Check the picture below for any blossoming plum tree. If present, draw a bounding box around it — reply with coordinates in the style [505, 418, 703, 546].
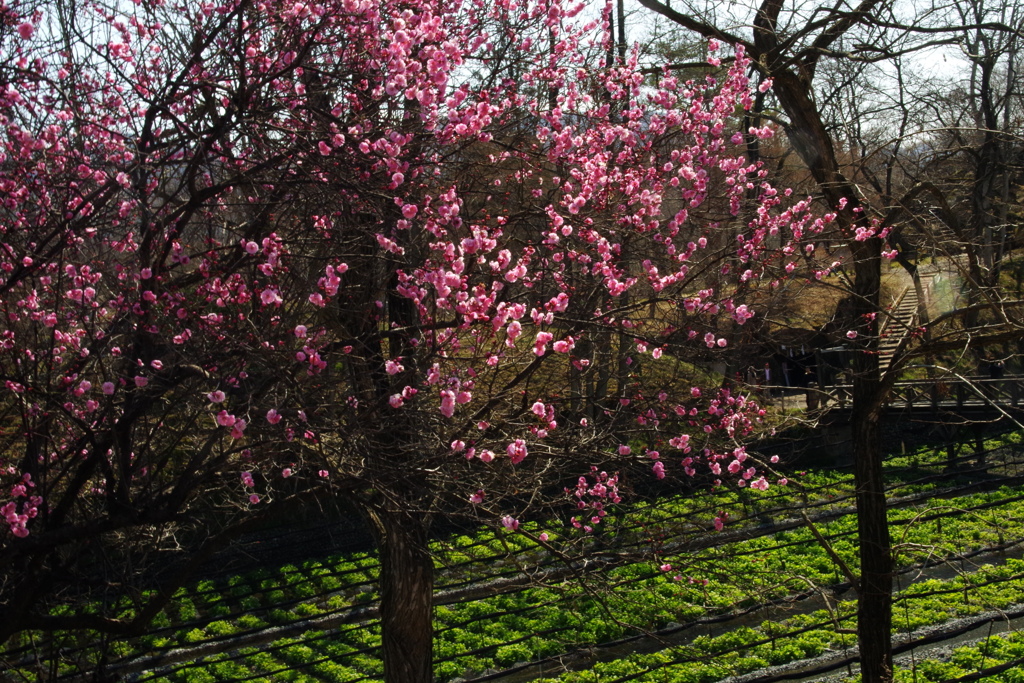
[0, 0, 827, 679]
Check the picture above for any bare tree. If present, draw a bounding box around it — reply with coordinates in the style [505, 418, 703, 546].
[630, 0, 1024, 679]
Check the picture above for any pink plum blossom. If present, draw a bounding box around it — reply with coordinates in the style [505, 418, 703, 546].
[216, 411, 237, 427]
[260, 289, 283, 306]
[439, 390, 456, 418]
[505, 320, 522, 346]
[733, 305, 754, 324]
[533, 331, 553, 356]
[506, 439, 528, 464]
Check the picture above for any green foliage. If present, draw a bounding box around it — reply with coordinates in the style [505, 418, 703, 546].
[174, 666, 217, 683]
[291, 602, 323, 618]
[177, 598, 198, 622]
[15, 436, 1024, 683]
[204, 620, 237, 638]
[495, 642, 533, 666]
[180, 628, 206, 644]
[235, 613, 266, 630]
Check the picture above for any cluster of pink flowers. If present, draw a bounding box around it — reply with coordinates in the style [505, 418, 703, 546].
[2, 474, 40, 538]
[240, 472, 260, 504]
[569, 468, 621, 533]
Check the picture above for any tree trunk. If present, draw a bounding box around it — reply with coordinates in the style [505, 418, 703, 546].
[850, 239, 893, 683]
[852, 402, 893, 681]
[363, 504, 434, 683]
[766, 69, 896, 683]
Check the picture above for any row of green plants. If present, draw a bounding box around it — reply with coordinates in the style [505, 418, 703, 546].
[133, 432, 1024, 626]
[437, 491, 1024, 680]
[4, 433, 1023, 680]
[137, 476, 1024, 668]
[885, 629, 1024, 682]
[129, 478, 1024, 682]
[148, 554, 1024, 683]
[187, 429, 1021, 624]
[529, 560, 1024, 683]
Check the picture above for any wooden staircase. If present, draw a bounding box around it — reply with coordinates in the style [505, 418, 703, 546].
[877, 275, 933, 374]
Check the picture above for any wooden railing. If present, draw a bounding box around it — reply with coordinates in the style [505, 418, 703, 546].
[820, 376, 1024, 412]
[757, 376, 1024, 415]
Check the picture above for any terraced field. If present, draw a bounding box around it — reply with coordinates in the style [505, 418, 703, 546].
[5, 432, 1024, 682]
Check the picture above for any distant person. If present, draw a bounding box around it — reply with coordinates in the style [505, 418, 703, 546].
[989, 360, 1004, 379]
[804, 367, 819, 409]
